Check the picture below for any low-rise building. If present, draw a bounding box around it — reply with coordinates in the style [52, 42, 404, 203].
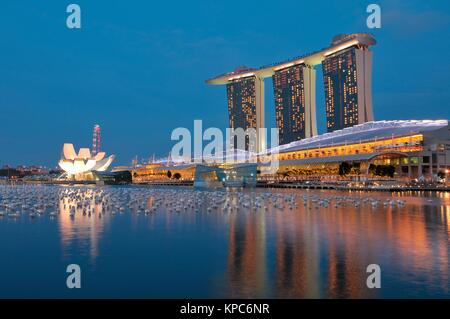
[265, 120, 450, 182]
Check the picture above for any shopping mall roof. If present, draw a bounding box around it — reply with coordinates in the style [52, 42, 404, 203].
[269, 120, 449, 154]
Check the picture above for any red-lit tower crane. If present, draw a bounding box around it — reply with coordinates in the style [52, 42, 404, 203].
[92, 124, 101, 156]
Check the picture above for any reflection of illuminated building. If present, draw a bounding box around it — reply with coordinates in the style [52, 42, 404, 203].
[226, 205, 267, 298]
[323, 212, 373, 298]
[219, 189, 450, 298]
[58, 189, 108, 262]
[273, 212, 320, 298]
[58, 143, 115, 181]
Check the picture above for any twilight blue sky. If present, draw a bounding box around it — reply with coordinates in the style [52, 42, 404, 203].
[0, 0, 449, 167]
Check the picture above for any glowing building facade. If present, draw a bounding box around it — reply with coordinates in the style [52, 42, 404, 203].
[134, 120, 450, 184]
[206, 33, 376, 146]
[226, 74, 265, 151]
[322, 44, 373, 132]
[273, 64, 317, 144]
[58, 143, 115, 180]
[265, 120, 450, 181]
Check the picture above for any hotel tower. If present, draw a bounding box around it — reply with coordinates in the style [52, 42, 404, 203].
[273, 64, 317, 144]
[226, 71, 265, 151]
[322, 37, 374, 132]
[206, 33, 376, 148]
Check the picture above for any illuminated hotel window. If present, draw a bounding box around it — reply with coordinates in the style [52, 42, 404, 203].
[272, 64, 309, 145]
[322, 47, 360, 132]
[226, 77, 257, 150]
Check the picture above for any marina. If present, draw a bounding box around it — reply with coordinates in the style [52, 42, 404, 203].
[0, 184, 448, 298]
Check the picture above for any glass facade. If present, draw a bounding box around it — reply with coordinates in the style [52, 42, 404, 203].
[226, 76, 262, 150]
[208, 33, 376, 147]
[276, 134, 424, 161]
[226, 77, 257, 131]
[322, 47, 360, 132]
[273, 65, 307, 145]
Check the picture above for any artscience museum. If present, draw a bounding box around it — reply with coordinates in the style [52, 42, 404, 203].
[58, 143, 115, 181]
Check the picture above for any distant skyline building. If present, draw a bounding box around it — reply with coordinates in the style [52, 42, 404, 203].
[273, 64, 317, 144]
[206, 33, 376, 146]
[92, 124, 101, 156]
[322, 37, 374, 132]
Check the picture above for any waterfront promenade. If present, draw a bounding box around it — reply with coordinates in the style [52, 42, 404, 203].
[5, 179, 447, 192]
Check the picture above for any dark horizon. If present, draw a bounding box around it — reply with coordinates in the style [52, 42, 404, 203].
[1, 0, 449, 167]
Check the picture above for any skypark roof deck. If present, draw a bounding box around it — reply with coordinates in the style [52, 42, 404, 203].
[206, 33, 376, 84]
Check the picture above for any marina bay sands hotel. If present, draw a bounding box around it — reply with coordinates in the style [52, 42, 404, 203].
[206, 33, 376, 151]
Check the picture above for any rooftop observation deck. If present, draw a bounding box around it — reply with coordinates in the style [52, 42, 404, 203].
[206, 33, 376, 84]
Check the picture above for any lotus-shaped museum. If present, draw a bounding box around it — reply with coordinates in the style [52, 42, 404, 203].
[58, 143, 115, 177]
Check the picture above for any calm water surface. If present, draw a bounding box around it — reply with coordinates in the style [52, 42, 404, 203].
[0, 185, 449, 298]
